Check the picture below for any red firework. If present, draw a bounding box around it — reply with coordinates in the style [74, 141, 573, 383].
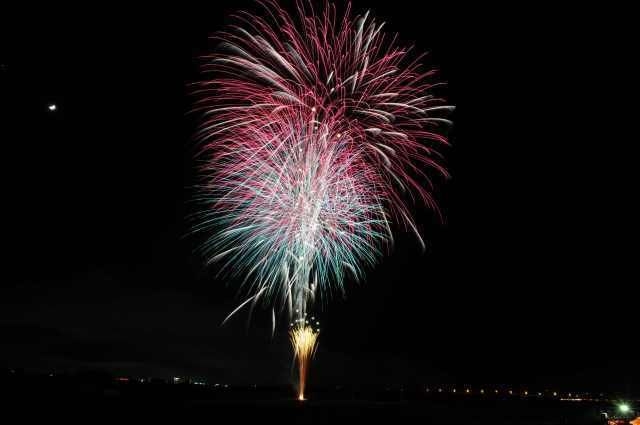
[192, 0, 452, 317]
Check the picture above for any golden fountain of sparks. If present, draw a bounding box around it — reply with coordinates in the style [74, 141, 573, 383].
[289, 324, 319, 401]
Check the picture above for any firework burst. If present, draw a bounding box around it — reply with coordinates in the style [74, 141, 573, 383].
[193, 0, 452, 323]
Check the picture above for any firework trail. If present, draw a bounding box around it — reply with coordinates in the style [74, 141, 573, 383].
[192, 0, 451, 396]
[289, 322, 319, 400]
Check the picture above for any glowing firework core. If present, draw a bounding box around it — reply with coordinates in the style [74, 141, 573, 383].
[290, 324, 319, 401]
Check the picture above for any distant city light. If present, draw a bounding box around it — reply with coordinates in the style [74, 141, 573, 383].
[619, 403, 631, 414]
[48, 104, 57, 111]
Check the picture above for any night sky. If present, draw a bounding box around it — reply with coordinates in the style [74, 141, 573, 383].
[1, 1, 635, 393]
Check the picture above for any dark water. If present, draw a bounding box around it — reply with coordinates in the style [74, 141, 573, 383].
[181, 399, 608, 424]
[2, 374, 619, 424]
[6, 396, 610, 424]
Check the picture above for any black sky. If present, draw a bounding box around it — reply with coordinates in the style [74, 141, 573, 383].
[1, 1, 636, 393]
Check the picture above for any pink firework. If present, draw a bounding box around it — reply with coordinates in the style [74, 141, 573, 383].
[193, 0, 452, 321]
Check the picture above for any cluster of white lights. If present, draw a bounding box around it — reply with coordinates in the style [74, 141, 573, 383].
[290, 313, 321, 332]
